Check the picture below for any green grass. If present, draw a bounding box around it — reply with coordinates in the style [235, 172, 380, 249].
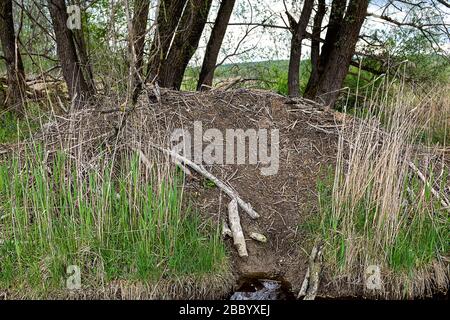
[0, 146, 227, 296]
[183, 60, 311, 95]
[0, 109, 40, 144]
[306, 78, 449, 298]
[314, 168, 449, 275]
[418, 125, 450, 147]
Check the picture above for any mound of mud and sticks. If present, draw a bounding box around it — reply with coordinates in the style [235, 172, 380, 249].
[1, 87, 448, 300]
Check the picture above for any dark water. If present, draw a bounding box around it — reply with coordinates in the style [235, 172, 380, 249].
[229, 273, 449, 300]
[229, 273, 296, 300]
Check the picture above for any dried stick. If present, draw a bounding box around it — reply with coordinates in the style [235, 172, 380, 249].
[134, 147, 191, 177]
[222, 220, 232, 238]
[408, 161, 450, 210]
[298, 243, 323, 300]
[147, 144, 260, 219]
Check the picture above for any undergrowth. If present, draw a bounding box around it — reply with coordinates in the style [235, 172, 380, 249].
[0, 145, 227, 297]
[310, 79, 449, 299]
[0, 107, 41, 144]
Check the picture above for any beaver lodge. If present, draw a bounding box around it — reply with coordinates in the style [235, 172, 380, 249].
[0, 87, 448, 300]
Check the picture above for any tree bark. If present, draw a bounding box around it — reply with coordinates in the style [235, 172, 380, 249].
[47, 0, 93, 105]
[130, 0, 150, 103]
[314, 0, 369, 107]
[146, 0, 187, 81]
[158, 0, 213, 89]
[197, 0, 236, 91]
[304, 0, 326, 97]
[73, 29, 95, 91]
[305, 0, 346, 99]
[72, 4, 95, 93]
[0, 0, 26, 113]
[286, 0, 314, 97]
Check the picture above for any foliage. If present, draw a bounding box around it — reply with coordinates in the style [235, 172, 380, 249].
[184, 59, 311, 95]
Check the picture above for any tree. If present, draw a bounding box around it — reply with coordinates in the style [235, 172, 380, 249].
[0, 0, 26, 113]
[47, 0, 94, 105]
[72, 2, 95, 93]
[304, 0, 326, 97]
[146, 0, 188, 82]
[197, 0, 236, 91]
[130, 0, 150, 103]
[304, 0, 346, 100]
[286, 0, 314, 97]
[157, 0, 213, 89]
[305, 0, 370, 107]
[358, 0, 450, 83]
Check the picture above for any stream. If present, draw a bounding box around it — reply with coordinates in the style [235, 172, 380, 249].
[229, 273, 296, 300]
[229, 272, 449, 300]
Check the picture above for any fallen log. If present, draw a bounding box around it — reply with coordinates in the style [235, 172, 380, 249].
[222, 220, 232, 238]
[228, 199, 248, 258]
[298, 242, 324, 300]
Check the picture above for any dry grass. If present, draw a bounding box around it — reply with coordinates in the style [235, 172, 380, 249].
[416, 85, 450, 148]
[316, 80, 449, 299]
[0, 273, 235, 300]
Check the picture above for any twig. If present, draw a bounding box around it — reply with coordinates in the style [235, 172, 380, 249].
[134, 147, 191, 177]
[408, 161, 450, 210]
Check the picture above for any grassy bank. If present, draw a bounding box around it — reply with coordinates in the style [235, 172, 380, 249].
[310, 82, 449, 299]
[0, 144, 228, 298]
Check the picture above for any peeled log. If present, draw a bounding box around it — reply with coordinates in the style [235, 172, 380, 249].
[228, 199, 248, 257]
[222, 220, 232, 238]
[250, 232, 267, 243]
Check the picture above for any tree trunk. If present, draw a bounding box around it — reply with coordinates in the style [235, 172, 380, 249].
[287, 36, 302, 97]
[314, 0, 369, 107]
[73, 29, 95, 92]
[304, 0, 326, 97]
[197, 0, 236, 91]
[47, 0, 93, 105]
[304, 0, 346, 99]
[131, 0, 150, 103]
[0, 0, 26, 113]
[147, 0, 187, 81]
[158, 0, 213, 89]
[287, 0, 314, 97]
[72, 3, 95, 93]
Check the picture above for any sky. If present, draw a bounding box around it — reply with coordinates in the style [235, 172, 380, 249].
[186, 0, 450, 66]
[83, 0, 449, 66]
